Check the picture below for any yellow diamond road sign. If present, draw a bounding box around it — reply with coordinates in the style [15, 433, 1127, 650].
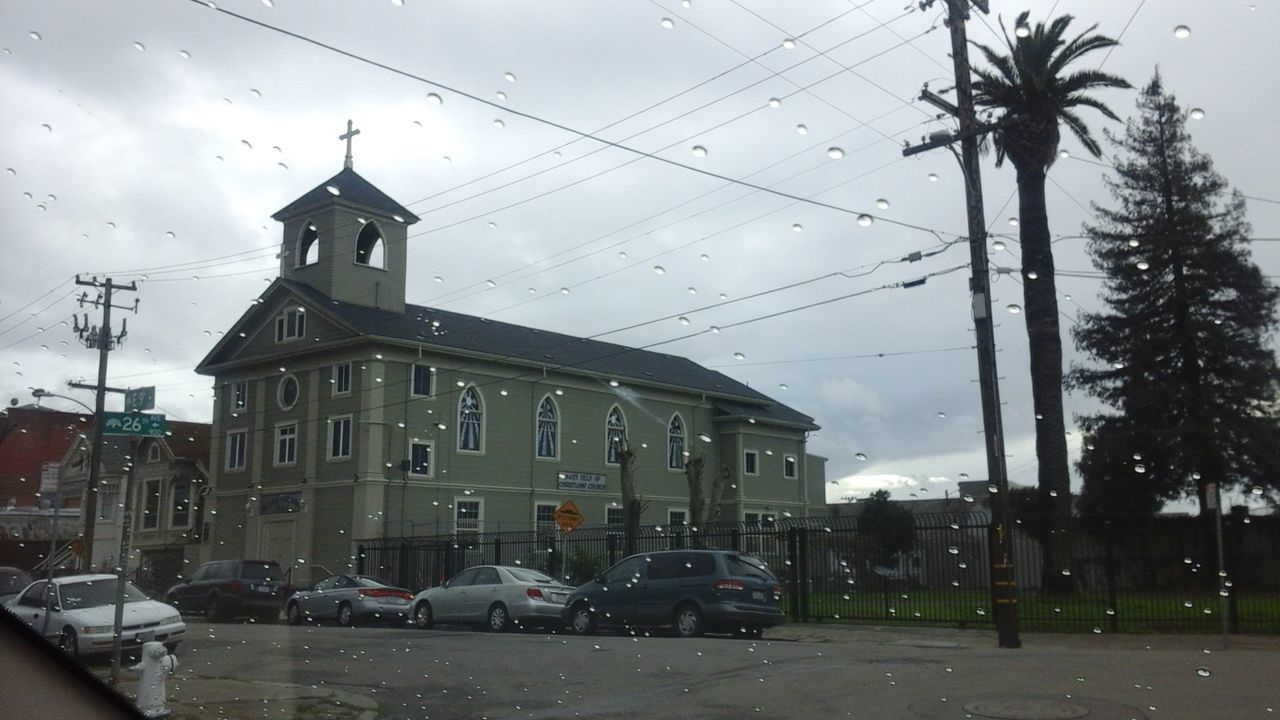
[554, 500, 584, 533]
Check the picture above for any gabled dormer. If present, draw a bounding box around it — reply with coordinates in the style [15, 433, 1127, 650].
[272, 165, 419, 314]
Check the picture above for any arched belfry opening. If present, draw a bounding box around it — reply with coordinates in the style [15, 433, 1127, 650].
[354, 222, 385, 269]
[297, 221, 320, 266]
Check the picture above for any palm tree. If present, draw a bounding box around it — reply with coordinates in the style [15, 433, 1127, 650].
[971, 12, 1130, 594]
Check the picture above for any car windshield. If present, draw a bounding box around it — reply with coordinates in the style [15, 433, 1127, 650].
[5, 4, 1276, 720]
[59, 580, 149, 610]
[504, 567, 556, 584]
[241, 563, 283, 581]
[726, 555, 777, 582]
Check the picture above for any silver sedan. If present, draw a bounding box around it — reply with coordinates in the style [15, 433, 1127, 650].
[411, 565, 573, 632]
[285, 575, 413, 627]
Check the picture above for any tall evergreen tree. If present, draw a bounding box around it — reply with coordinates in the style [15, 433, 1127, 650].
[971, 12, 1130, 592]
[1069, 74, 1280, 520]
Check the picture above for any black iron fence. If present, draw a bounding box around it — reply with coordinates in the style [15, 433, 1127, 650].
[356, 513, 1280, 633]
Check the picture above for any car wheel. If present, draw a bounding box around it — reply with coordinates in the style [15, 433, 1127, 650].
[58, 628, 80, 658]
[487, 603, 510, 633]
[337, 602, 354, 627]
[569, 603, 596, 636]
[673, 604, 703, 638]
[414, 601, 434, 629]
[205, 595, 224, 623]
[286, 602, 303, 626]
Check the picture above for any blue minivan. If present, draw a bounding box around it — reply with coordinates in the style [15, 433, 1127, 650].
[562, 549, 784, 638]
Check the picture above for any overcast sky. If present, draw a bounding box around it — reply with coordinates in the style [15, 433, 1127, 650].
[2, 0, 1277, 511]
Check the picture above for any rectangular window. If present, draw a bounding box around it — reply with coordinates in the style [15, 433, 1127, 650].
[411, 364, 434, 397]
[668, 509, 687, 527]
[232, 381, 248, 410]
[274, 307, 306, 342]
[141, 480, 161, 530]
[170, 481, 192, 528]
[535, 503, 557, 531]
[328, 416, 352, 459]
[783, 455, 797, 479]
[744, 512, 760, 525]
[409, 442, 433, 476]
[744, 450, 759, 476]
[226, 431, 247, 471]
[606, 507, 625, 526]
[275, 424, 297, 466]
[98, 483, 117, 521]
[332, 363, 351, 395]
[455, 499, 482, 534]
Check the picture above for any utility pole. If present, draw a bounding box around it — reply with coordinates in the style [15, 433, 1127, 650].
[72, 275, 138, 568]
[904, 0, 1020, 648]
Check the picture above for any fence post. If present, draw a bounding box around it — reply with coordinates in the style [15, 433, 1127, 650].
[493, 536, 502, 567]
[1225, 519, 1240, 633]
[398, 542, 409, 589]
[786, 528, 802, 622]
[1104, 530, 1119, 633]
[731, 526, 741, 552]
[606, 533, 618, 567]
[356, 544, 366, 576]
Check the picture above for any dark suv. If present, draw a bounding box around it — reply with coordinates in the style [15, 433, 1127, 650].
[164, 559, 288, 623]
[562, 550, 784, 638]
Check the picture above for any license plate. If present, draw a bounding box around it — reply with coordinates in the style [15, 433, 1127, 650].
[254, 586, 273, 593]
[752, 591, 765, 601]
[138, 630, 155, 642]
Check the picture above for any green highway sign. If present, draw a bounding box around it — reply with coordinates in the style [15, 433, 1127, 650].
[100, 411, 167, 437]
[124, 386, 156, 412]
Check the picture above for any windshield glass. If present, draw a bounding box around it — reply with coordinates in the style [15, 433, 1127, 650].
[0, 571, 33, 594]
[3, 3, 1276, 720]
[59, 580, 149, 610]
[504, 567, 557, 584]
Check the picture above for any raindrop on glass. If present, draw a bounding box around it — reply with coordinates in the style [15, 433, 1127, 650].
[678, 317, 690, 326]
[1136, 261, 1150, 271]
[782, 38, 796, 49]
[796, 124, 808, 135]
[700, 253, 709, 261]
[504, 72, 517, 83]
[857, 214, 873, 227]
[1189, 108, 1205, 120]
[876, 198, 890, 210]
[691, 145, 708, 158]
[496, 91, 507, 101]
[653, 265, 665, 275]
[179, 49, 191, 59]
[1173, 25, 1191, 39]
[1006, 304, 1022, 314]
[1026, 271, 1039, 280]
[687, 287, 697, 294]
[133, 41, 146, 52]
[1008, 217, 1019, 226]
[792, 223, 803, 232]
[325, 184, 339, 195]
[928, 173, 939, 182]
[709, 326, 720, 334]
[827, 147, 845, 159]
[29, 31, 42, 41]
[1134, 464, 1147, 474]
[427, 92, 443, 105]
[493, 119, 505, 128]
[660, 17, 675, 29]
[1195, 667, 1211, 678]
[1128, 238, 1141, 247]
[1058, 149, 1070, 158]
[733, 352, 746, 360]
[855, 452, 868, 461]
[768, 98, 782, 109]
[992, 239, 1006, 251]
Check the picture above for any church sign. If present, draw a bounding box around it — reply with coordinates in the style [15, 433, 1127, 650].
[260, 492, 303, 515]
[557, 472, 606, 492]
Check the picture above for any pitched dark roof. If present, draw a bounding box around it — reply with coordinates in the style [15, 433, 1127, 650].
[271, 168, 420, 224]
[280, 280, 817, 430]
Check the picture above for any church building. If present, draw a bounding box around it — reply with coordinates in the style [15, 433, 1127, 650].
[196, 131, 825, 579]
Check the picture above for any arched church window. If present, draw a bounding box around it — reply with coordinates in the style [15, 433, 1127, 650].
[536, 395, 558, 459]
[606, 406, 627, 465]
[298, 221, 320, 266]
[667, 414, 685, 470]
[355, 222, 385, 269]
[458, 385, 483, 452]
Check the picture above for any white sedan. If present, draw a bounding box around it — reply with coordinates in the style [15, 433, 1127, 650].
[5, 573, 186, 658]
[411, 565, 574, 632]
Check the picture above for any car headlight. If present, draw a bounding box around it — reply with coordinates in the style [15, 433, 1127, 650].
[81, 625, 114, 635]
[161, 615, 181, 625]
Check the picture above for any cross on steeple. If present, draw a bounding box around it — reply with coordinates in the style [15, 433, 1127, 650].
[339, 119, 361, 170]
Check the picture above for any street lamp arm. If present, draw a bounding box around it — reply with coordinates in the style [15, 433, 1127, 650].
[31, 388, 95, 415]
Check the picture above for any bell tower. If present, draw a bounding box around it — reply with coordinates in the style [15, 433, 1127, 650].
[271, 120, 419, 314]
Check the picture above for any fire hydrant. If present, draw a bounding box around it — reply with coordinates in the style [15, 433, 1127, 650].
[130, 641, 178, 718]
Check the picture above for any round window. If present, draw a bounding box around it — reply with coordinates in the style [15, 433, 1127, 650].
[278, 375, 300, 410]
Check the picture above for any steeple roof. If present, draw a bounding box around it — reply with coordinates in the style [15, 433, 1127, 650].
[271, 167, 419, 223]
